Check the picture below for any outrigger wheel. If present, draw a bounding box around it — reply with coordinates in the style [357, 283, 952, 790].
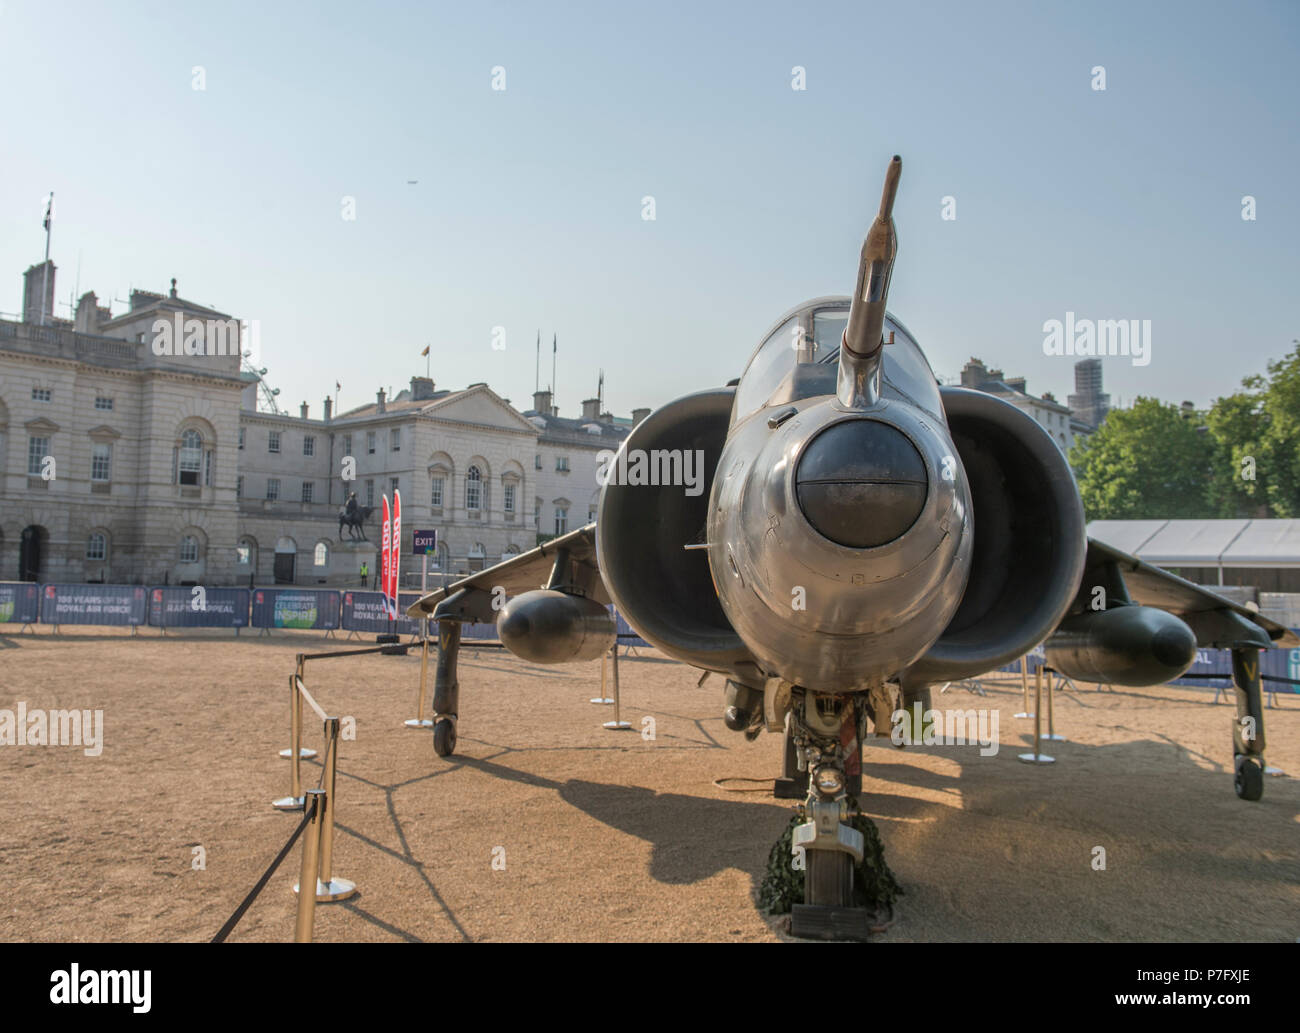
[433, 718, 457, 758]
[1234, 755, 1263, 801]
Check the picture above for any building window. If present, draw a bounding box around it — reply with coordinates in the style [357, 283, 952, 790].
[238, 427, 245, 450]
[27, 436, 50, 476]
[303, 435, 315, 457]
[534, 454, 542, 470]
[342, 433, 352, 456]
[179, 429, 203, 485]
[236, 475, 243, 497]
[236, 542, 252, 565]
[389, 477, 399, 497]
[32, 387, 51, 402]
[268, 430, 280, 454]
[554, 507, 568, 535]
[503, 483, 516, 514]
[314, 542, 329, 567]
[556, 456, 569, 472]
[588, 504, 597, 523]
[534, 498, 541, 526]
[91, 442, 111, 482]
[366, 431, 376, 455]
[301, 482, 314, 503]
[430, 476, 444, 507]
[179, 536, 199, 563]
[365, 479, 375, 507]
[466, 466, 482, 510]
[266, 478, 280, 501]
[86, 533, 107, 561]
[94, 396, 113, 411]
[390, 428, 400, 452]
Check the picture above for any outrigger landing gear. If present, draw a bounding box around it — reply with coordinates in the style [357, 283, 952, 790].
[432, 615, 462, 758]
[1230, 645, 1267, 801]
[786, 690, 882, 941]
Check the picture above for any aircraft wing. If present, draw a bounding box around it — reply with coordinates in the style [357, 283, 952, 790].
[405, 524, 607, 620]
[1084, 537, 1299, 648]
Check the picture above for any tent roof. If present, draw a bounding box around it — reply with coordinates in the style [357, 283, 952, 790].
[1087, 519, 1300, 568]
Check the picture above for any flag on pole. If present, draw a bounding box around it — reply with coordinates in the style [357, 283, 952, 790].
[335, 380, 341, 392]
[420, 345, 430, 357]
[381, 495, 392, 618]
[389, 490, 402, 619]
[43, 194, 53, 231]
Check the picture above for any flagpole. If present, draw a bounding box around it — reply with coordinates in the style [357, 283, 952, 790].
[551, 333, 557, 414]
[40, 192, 53, 327]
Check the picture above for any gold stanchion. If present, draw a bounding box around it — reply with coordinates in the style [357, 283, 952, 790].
[1018, 665, 1055, 764]
[1044, 666, 1066, 742]
[603, 642, 630, 731]
[280, 658, 317, 760]
[591, 650, 615, 705]
[1015, 654, 1034, 719]
[405, 635, 434, 728]
[294, 789, 325, 943]
[314, 716, 357, 901]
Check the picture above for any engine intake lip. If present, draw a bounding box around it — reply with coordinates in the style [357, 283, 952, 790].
[794, 419, 929, 548]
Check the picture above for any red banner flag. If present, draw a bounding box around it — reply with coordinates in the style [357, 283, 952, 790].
[389, 490, 402, 619]
[380, 495, 392, 621]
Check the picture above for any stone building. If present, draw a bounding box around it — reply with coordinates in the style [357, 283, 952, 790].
[1, 262, 644, 588]
[958, 357, 1091, 454]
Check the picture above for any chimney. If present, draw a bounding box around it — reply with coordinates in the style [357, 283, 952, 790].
[410, 376, 436, 401]
[169, 277, 178, 299]
[1005, 376, 1026, 394]
[300, 402, 309, 420]
[533, 389, 552, 415]
[376, 388, 386, 413]
[74, 291, 100, 334]
[581, 398, 600, 420]
[22, 261, 55, 325]
[323, 397, 333, 422]
[632, 407, 651, 426]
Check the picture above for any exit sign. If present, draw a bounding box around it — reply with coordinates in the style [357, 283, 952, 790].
[412, 529, 438, 555]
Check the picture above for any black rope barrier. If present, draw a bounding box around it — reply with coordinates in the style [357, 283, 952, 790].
[211, 796, 318, 944]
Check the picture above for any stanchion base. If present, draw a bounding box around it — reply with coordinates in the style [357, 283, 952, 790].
[590, 697, 615, 705]
[1013, 713, 1035, 720]
[1017, 752, 1056, 764]
[1043, 733, 1067, 741]
[279, 748, 318, 760]
[404, 718, 434, 728]
[1265, 765, 1284, 776]
[603, 720, 632, 730]
[293, 877, 358, 903]
[272, 795, 305, 811]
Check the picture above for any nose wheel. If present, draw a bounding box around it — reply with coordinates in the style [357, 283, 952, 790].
[1234, 755, 1263, 801]
[433, 718, 457, 757]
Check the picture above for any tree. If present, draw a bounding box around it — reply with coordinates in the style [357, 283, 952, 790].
[1069, 397, 1214, 520]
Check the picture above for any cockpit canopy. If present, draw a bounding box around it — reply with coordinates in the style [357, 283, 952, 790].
[731, 297, 943, 425]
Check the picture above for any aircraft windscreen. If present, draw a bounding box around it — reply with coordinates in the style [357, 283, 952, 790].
[732, 305, 943, 423]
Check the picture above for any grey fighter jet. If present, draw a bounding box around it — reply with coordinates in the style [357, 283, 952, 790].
[408, 156, 1297, 938]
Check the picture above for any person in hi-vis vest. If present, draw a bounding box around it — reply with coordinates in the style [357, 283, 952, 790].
[360, 560, 369, 587]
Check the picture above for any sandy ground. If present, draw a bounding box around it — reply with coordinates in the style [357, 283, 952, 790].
[1, 627, 1297, 943]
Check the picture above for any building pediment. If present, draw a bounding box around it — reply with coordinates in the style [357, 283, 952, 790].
[422, 385, 539, 434]
[87, 424, 121, 441]
[24, 416, 60, 434]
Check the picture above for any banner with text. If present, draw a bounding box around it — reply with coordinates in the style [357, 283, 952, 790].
[39, 584, 148, 626]
[250, 589, 341, 631]
[0, 582, 40, 625]
[340, 591, 423, 635]
[149, 587, 251, 630]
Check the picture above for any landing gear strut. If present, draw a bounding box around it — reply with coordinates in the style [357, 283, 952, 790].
[1230, 646, 1266, 801]
[432, 617, 461, 757]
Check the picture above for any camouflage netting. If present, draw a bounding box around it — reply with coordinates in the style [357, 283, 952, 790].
[757, 801, 902, 916]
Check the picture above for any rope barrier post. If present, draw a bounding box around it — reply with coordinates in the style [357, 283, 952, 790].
[273, 673, 307, 810]
[1015, 653, 1034, 719]
[293, 789, 325, 943]
[1018, 664, 1055, 764]
[405, 634, 434, 728]
[279, 656, 317, 761]
[315, 716, 357, 902]
[1044, 665, 1066, 742]
[603, 640, 630, 731]
[591, 647, 614, 705]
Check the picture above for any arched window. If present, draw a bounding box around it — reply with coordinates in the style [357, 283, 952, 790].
[466, 466, 482, 511]
[468, 541, 486, 571]
[236, 537, 257, 567]
[179, 535, 199, 563]
[179, 429, 203, 486]
[314, 541, 329, 567]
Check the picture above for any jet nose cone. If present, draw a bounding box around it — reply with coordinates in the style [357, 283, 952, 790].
[795, 419, 928, 548]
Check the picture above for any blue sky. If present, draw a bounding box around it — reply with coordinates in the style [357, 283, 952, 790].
[2, 0, 1297, 418]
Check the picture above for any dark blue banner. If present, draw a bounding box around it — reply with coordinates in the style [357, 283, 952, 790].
[0, 582, 40, 625]
[40, 584, 147, 626]
[148, 587, 250, 629]
[340, 591, 422, 635]
[250, 588, 341, 631]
